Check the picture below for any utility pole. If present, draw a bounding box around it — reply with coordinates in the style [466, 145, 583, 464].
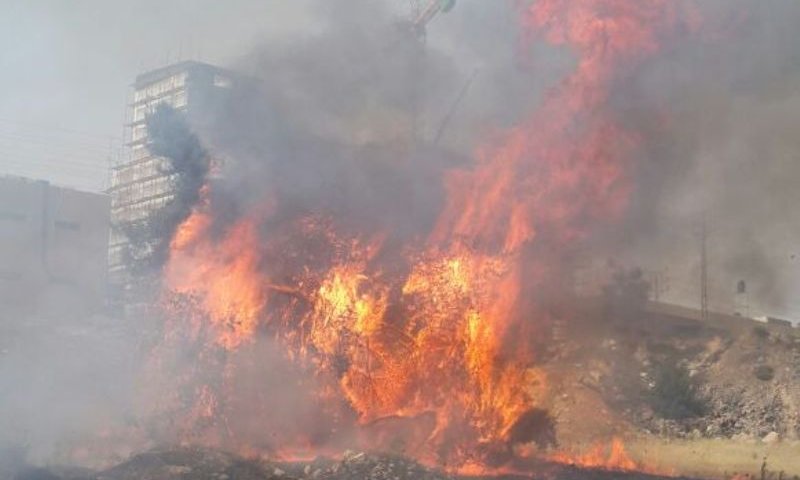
[646, 269, 670, 302]
[700, 216, 709, 322]
[735, 279, 750, 317]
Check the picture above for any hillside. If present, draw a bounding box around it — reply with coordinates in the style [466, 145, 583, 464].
[534, 299, 800, 476]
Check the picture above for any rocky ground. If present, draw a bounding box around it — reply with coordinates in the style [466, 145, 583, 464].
[4, 447, 702, 480]
[544, 301, 800, 446]
[3, 301, 798, 479]
[635, 318, 799, 442]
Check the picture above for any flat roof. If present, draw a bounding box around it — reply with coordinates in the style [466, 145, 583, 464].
[134, 60, 237, 88]
[0, 174, 109, 198]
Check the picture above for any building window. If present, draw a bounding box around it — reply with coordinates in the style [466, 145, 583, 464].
[134, 72, 189, 103]
[132, 145, 149, 161]
[173, 72, 188, 87]
[133, 104, 147, 122]
[214, 74, 232, 88]
[55, 220, 81, 231]
[174, 90, 188, 108]
[131, 124, 147, 142]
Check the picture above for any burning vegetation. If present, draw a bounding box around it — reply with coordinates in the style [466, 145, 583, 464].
[127, 0, 704, 473]
[11, 1, 800, 480]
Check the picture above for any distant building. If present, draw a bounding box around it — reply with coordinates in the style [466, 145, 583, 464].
[767, 316, 793, 329]
[109, 61, 240, 305]
[0, 176, 110, 316]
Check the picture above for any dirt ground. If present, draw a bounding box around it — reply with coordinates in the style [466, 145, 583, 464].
[524, 297, 800, 479]
[625, 437, 800, 479]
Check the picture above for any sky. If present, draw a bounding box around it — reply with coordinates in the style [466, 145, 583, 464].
[2, 0, 800, 319]
[0, 0, 324, 192]
[0, 0, 524, 193]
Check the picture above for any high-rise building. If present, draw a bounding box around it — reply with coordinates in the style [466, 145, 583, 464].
[0, 175, 110, 316]
[108, 61, 239, 304]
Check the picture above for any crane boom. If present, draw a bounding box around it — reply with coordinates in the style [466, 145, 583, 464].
[413, 0, 456, 37]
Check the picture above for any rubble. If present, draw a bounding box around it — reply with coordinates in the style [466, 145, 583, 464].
[4, 447, 704, 480]
[96, 447, 290, 480]
[574, 313, 800, 442]
[761, 432, 780, 444]
[273, 450, 448, 480]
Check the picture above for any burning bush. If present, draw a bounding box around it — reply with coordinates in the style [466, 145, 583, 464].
[506, 408, 557, 450]
[752, 326, 770, 340]
[141, 0, 704, 471]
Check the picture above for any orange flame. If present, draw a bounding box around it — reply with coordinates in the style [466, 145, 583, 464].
[548, 438, 639, 472]
[166, 208, 267, 349]
[153, 0, 698, 470]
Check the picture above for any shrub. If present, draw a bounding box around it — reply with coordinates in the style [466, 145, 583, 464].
[507, 408, 557, 449]
[754, 365, 775, 381]
[603, 267, 651, 323]
[752, 325, 770, 340]
[649, 362, 707, 420]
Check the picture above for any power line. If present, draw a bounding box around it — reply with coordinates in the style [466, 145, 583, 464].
[0, 158, 110, 192]
[0, 161, 107, 178]
[0, 149, 109, 172]
[0, 168, 107, 192]
[0, 167, 106, 188]
[0, 146, 111, 170]
[0, 129, 117, 153]
[0, 117, 120, 143]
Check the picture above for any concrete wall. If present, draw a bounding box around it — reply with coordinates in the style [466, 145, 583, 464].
[0, 176, 110, 317]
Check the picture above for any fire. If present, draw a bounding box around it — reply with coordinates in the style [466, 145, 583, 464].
[166, 210, 267, 349]
[548, 438, 639, 472]
[152, 0, 697, 470]
[545, 437, 672, 476]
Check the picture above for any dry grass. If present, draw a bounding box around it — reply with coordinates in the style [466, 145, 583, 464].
[626, 437, 800, 479]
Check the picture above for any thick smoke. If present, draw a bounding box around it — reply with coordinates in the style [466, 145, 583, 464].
[190, 0, 483, 246]
[198, 1, 800, 321]
[5, 0, 800, 472]
[193, 1, 568, 243]
[148, 0, 563, 462]
[120, 104, 210, 275]
[600, 0, 800, 317]
[152, 0, 800, 457]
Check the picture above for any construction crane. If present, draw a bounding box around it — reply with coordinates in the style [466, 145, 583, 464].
[406, 0, 457, 142]
[412, 0, 457, 39]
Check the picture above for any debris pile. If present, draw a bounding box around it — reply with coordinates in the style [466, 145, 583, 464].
[275, 450, 449, 480]
[6, 447, 702, 480]
[636, 325, 800, 441]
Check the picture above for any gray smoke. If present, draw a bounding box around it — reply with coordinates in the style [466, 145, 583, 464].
[201, 1, 794, 322]
[583, 0, 800, 318]
[119, 104, 210, 276]
[182, 0, 800, 317]
[5, 0, 800, 472]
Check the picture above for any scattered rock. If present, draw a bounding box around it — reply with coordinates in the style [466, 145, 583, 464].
[164, 465, 192, 475]
[762, 431, 780, 444]
[8, 446, 708, 480]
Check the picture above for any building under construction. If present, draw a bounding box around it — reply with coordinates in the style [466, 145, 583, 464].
[108, 61, 240, 306]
